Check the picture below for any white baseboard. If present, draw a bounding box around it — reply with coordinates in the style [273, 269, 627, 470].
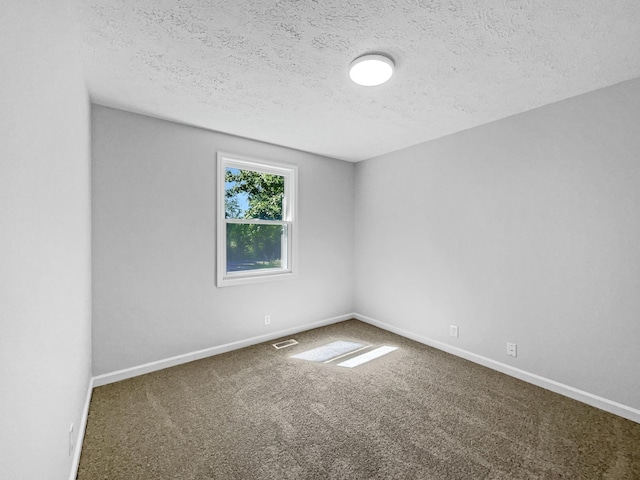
[72, 310, 638, 479]
[69, 376, 93, 480]
[93, 313, 353, 387]
[354, 313, 640, 424]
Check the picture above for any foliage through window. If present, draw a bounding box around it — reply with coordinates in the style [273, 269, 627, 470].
[217, 153, 296, 286]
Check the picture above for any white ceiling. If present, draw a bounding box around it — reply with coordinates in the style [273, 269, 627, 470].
[80, 0, 640, 162]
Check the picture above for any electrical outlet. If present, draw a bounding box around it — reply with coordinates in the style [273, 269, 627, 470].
[449, 325, 459, 338]
[264, 315, 271, 326]
[506, 343, 517, 357]
[69, 423, 74, 456]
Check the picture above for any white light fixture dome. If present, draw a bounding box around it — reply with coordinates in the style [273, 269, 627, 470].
[349, 54, 394, 87]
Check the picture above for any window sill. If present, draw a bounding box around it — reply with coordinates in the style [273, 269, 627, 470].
[216, 269, 297, 288]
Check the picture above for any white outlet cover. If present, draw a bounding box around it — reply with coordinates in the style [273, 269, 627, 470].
[506, 343, 517, 357]
[449, 325, 459, 338]
[69, 423, 75, 456]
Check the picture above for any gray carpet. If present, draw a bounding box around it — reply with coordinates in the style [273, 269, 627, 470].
[78, 320, 640, 479]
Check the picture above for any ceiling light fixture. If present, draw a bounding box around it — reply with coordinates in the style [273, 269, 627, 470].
[349, 54, 394, 87]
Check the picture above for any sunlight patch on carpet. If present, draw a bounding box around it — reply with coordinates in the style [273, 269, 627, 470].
[337, 346, 398, 368]
[290, 341, 364, 362]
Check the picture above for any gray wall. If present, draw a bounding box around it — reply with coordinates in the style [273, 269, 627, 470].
[355, 78, 640, 410]
[0, 1, 92, 479]
[92, 105, 355, 375]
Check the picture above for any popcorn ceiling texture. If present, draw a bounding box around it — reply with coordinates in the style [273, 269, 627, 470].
[80, 0, 640, 161]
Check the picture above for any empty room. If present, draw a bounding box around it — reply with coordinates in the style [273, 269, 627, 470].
[2, 1, 640, 479]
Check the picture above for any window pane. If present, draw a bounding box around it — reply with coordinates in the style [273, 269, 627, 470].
[226, 223, 287, 273]
[225, 168, 284, 220]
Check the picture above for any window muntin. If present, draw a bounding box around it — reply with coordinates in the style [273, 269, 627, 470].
[217, 153, 296, 287]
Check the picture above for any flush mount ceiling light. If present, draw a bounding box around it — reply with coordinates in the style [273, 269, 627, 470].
[349, 54, 394, 87]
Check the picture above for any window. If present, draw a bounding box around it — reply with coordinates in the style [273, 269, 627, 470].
[217, 152, 297, 287]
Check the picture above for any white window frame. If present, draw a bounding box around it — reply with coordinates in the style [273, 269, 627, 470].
[217, 152, 297, 287]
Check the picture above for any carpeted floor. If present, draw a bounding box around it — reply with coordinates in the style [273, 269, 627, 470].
[77, 320, 640, 479]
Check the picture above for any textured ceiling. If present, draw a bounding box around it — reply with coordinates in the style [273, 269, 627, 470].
[80, 0, 640, 161]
